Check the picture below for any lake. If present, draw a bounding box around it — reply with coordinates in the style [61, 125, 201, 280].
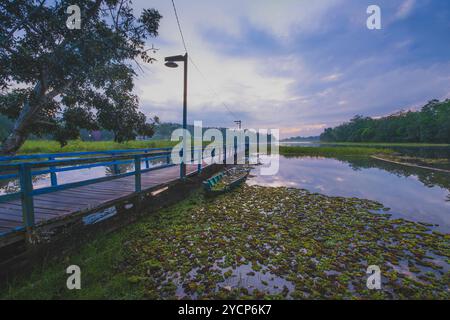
[1, 152, 449, 233]
[248, 155, 450, 232]
[281, 141, 450, 159]
[0, 159, 165, 195]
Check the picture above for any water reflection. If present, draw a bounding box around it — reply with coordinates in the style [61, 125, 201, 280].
[248, 155, 450, 232]
[280, 142, 450, 159]
[0, 159, 165, 195]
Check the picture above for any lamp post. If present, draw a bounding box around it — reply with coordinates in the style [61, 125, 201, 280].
[165, 53, 188, 178]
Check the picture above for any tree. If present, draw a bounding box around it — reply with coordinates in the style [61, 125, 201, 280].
[319, 99, 450, 143]
[0, 0, 162, 155]
[0, 115, 13, 141]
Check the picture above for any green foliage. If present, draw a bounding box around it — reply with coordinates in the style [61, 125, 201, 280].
[151, 123, 230, 140]
[0, 115, 13, 140]
[2, 187, 448, 299]
[281, 136, 320, 142]
[279, 146, 393, 157]
[320, 99, 450, 143]
[319, 142, 450, 147]
[17, 139, 176, 154]
[0, 0, 162, 153]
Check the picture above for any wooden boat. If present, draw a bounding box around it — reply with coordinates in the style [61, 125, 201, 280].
[203, 166, 251, 195]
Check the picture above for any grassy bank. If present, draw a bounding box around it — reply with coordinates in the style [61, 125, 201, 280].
[279, 146, 394, 157]
[2, 185, 448, 299]
[372, 153, 450, 172]
[319, 142, 450, 147]
[17, 140, 177, 155]
[14, 140, 402, 157]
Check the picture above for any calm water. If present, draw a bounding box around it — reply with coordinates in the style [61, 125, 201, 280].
[280, 142, 450, 159]
[248, 155, 450, 232]
[0, 160, 165, 195]
[2, 151, 449, 232]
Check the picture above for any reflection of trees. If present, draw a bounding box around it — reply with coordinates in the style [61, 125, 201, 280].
[341, 156, 450, 200]
[283, 154, 450, 201]
[105, 163, 134, 176]
[104, 159, 168, 176]
[0, 177, 20, 193]
[0, 172, 48, 194]
[390, 146, 450, 159]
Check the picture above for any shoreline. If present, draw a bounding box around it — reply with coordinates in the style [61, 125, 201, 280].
[371, 155, 450, 173]
[2, 184, 448, 300]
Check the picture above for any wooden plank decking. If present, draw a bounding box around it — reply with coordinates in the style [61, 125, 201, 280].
[0, 163, 204, 235]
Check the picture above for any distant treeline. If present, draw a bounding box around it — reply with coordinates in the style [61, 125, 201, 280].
[1, 120, 269, 143]
[0, 115, 13, 141]
[281, 135, 320, 142]
[320, 99, 450, 143]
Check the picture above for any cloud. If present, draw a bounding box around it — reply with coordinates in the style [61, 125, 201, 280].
[395, 0, 416, 19]
[280, 124, 328, 138]
[321, 73, 343, 82]
[129, 0, 450, 137]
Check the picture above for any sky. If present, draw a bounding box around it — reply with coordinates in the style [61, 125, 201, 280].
[131, 0, 450, 138]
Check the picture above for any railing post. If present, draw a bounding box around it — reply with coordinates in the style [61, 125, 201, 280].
[197, 148, 202, 173]
[223, 142, 227, 164]
[134, 155, 141, 192]
[112, 153, 120, 174]
[180, 148, 185, 179]
[245, 141, 249, 164]
[144, 151, 150, 169]
[19, 163, 35, 242]
[49, 156, 58, 186]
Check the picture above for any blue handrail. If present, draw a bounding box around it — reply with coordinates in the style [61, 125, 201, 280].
[0, 147, 173, 163]
[0, 143, 244, 239]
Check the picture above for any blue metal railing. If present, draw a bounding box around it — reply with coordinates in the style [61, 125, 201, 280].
[0, 144, 244, 238]
[0, 147, 175, 163]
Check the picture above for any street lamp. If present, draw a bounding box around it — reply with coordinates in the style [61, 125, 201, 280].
[165, 53, 188, 178]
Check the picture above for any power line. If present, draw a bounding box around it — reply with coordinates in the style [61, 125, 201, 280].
[171, 0, 188, 53]
[188, 56, 239, 120]
[169, 0, 239, 124]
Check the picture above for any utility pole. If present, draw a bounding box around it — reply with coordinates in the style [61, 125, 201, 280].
[165, 53, 188, 178]
[234, 120, 241, 129]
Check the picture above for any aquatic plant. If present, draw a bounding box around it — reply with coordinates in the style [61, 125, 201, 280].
[121, 185, 449, 299]
[2, 185, 448, 299]
[279, 146, 394, 157]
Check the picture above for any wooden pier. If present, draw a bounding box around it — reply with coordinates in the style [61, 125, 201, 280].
[0, 163, 205, 236]
[0, 146, 238, 244]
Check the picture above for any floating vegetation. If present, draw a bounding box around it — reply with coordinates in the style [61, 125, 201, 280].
[279, 146, 394, 157]
[373, 153, 450, 171]
[122, 185, 450, 300]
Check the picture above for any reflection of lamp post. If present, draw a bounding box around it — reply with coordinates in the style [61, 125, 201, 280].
[165, 53, 188, 178]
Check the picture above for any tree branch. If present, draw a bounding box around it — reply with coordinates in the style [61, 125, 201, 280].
[3, 0, 46, 42]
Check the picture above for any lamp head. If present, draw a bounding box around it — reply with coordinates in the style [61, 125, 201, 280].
[165, 61, 179, 68]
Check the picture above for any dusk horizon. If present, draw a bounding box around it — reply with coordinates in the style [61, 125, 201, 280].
[130, 0, 450, 138]
[1, 0, 449, 306]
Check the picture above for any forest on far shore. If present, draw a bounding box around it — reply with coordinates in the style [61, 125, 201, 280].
[320, 99, 450, 143]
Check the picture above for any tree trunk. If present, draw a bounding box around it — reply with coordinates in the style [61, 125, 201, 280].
[0, 101, 35, 155]
[0, 78, 70, 156]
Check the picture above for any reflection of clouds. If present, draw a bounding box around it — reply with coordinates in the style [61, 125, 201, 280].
[247, 156, 450, 232]
[131, 1, 450, 135]
[314, 185, 325, 192]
